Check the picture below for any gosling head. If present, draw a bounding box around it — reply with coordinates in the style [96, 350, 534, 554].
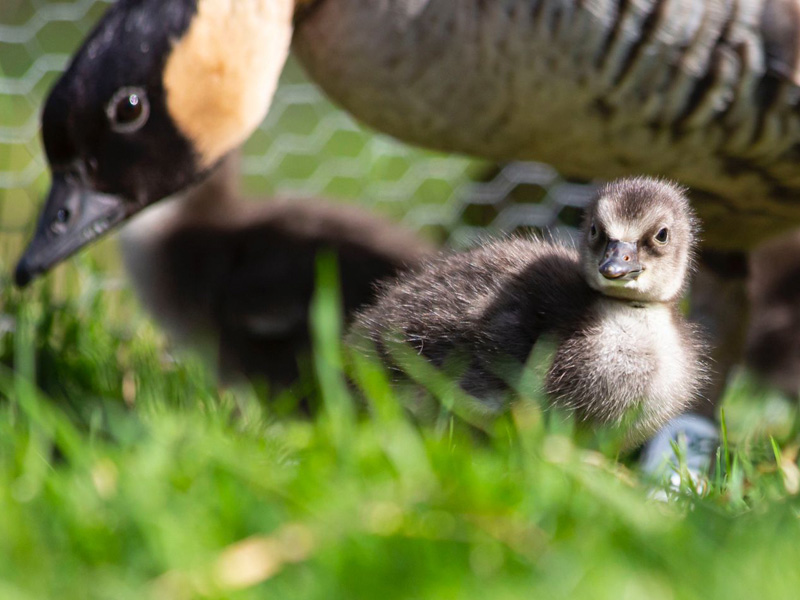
[581, 177, 699, 303]
[15, 0, 293, 286]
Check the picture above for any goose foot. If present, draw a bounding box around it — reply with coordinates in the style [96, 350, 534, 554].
[639, 413, 720, 495]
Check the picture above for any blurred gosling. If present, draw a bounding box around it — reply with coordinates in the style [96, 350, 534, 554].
[120, 153, 433, 387]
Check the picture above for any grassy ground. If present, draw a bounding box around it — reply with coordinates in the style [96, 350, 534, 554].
[0, 255, 799, 600]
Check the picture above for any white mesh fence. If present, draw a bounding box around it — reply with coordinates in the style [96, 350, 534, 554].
[0, 0, 598, 262]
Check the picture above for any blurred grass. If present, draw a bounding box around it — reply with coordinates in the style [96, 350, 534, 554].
[0, 261, 800, 600]
[2, 3, 800, 599]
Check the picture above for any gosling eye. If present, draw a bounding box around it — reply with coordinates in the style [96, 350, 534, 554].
[589, 223, 598, 239]
[106, 87, 150, 133]
[654, 227, 669, 244]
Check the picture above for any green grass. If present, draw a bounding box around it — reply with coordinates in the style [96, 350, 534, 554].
[0, 255, 800, 600]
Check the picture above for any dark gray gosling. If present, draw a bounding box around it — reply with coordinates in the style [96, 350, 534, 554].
[350, 177, 709, 443]
[120, 154, 434, 387]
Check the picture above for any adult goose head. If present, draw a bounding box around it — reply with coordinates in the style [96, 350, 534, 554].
[15, 0, 295, 285]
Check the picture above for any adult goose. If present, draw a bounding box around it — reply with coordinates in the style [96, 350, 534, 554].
[16, 0, 800, 276]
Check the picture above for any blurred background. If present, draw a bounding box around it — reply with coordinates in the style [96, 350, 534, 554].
[0, 0, 598, 292]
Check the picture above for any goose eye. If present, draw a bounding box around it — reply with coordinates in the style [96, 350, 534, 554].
[654, 227, 669, 244]
[107, 87, 149, 133]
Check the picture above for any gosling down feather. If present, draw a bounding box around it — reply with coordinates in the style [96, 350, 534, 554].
[349, 177, 709, 442]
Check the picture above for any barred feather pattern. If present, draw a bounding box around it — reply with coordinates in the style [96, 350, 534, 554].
[296, 0, 800, 247]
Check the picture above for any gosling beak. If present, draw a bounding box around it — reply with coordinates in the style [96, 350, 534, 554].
[14, 171, 131, 287]
[599, 239, 642, 281]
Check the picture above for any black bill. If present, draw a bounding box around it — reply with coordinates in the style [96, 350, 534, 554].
[599, 239, 642, 281]
[14, 172, 132, 287]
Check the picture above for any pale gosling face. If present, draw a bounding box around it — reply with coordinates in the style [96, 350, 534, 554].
[580, 178, 698, 303]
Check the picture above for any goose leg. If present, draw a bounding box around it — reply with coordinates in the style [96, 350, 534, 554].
[744, 232, 800, 398]
[688, 249, 751, 418]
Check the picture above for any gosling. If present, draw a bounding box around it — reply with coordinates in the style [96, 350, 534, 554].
[350, 177, 709, 442]
[120, 154, 433, 387]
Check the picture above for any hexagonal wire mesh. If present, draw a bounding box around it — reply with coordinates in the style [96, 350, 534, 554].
[0, 0, 599, 279]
